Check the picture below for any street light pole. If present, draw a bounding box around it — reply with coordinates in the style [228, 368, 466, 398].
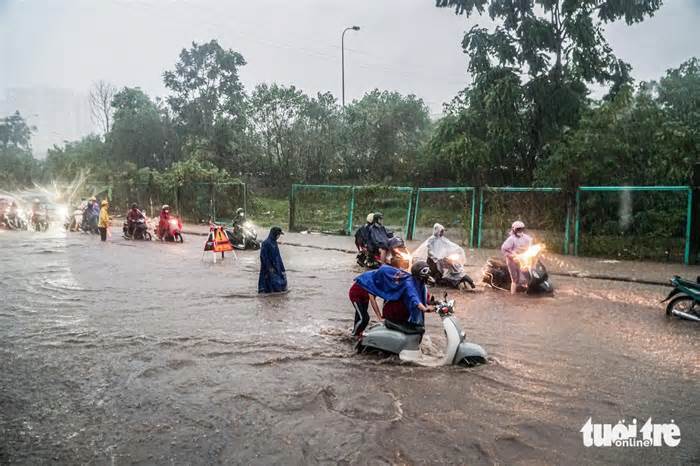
[342, 25, 360, 107]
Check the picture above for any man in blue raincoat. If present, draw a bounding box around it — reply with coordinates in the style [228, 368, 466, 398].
[353, 261, 435, 330]
[258, 226, 288, 293]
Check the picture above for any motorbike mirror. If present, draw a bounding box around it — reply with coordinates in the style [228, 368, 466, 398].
[429, 295, 436, 305]
[443, 292, 448, 301]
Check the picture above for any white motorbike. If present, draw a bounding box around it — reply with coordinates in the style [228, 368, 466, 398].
[357, 294, 487, 367]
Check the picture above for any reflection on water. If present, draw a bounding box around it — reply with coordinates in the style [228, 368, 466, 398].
[0, 229, 698, 464]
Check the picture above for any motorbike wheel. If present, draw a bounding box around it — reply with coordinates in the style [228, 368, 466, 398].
[175, 233, 184, 243]
[248, 239, 260, 250]
[144, 231, 152, 241]
[665, 296, 697, 318]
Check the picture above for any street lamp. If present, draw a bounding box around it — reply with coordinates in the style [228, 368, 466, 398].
[342, 25, 360, 107]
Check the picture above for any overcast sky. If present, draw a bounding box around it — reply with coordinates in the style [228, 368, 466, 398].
[1, 0, 699, 116]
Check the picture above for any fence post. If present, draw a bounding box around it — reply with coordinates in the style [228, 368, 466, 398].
[690, 163, 700, 265]
[404, 188, 414, 237]
[347, 186, 355, 235]
[288, 185, 296, 231]
[243, 183, 247, 216]
[477, 188, 484, 248]
[563, 191, 573, 255]
[410, 189, 421, 241]
[574, 189, 581, 256]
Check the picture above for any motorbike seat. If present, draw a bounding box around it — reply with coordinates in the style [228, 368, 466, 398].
[384, 319, 425, 335]
[676, 277, 700, 290]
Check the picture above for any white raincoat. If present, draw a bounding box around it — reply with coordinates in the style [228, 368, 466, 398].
[412, 224, 467, 278]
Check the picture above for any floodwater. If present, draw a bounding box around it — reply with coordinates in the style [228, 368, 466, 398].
[1, 226, 698, 465]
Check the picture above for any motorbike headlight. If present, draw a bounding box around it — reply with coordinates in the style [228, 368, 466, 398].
[169, 219, 178, 226]
[531, 270, 540, 279]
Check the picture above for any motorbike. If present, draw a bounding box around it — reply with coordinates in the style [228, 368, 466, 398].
[81, 209, 99, 234]
[3, 208, 28, 230]
[30, 210, 49, 232]
[482, 244, 553, 294]
[356, 248, 382, 269]
[123, 218, 152, 241]
[427, 255, 475, 290]
[225, 221, 260, 250]
[661, 275, 700, 322]
[158, 216, 184, 242]
[65, 208, 83, 232]
[356, 293, 488, 367]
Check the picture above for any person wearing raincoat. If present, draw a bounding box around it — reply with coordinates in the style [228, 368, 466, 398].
[258, 226, 288, 293]
[97, 200, 110, 242]
[501, 220, 533, 294]
[366, 212, 393, 263]
[412, 223, 475, 289]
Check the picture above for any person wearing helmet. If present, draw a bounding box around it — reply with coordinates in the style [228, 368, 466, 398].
[232, 208, 246, 227]
[366, 212, 394, 263]
[354, 212, 374, 252]
[126, 203, 145, 237]
[97, 199, 110, 241]
[501, 220, 533, 294]
[157, 204, 172, 240]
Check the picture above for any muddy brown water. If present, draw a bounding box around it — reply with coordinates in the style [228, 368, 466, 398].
[0, 227, 698, 465]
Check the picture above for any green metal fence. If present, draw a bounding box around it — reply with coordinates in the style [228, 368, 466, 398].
[289, 184, 413, 236]
[477, 187, 569, 253]
[410, 187, 476, 247]
[574, 186, 693, 264]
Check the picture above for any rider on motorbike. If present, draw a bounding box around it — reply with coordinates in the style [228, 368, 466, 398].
[501, 220, 533, 294]
[366, 212, 393, 263]
[232, 208, 246, 227]
[354, 212, 374, 252]
[157, 205, 172, 239]
[126, 203, 145, 237]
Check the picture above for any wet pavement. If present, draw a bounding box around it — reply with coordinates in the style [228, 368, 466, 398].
[1, 226, 698, 465]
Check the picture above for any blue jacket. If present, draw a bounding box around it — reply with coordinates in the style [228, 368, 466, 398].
[258, 228, 287, 293]
[355, 265, 427, 325]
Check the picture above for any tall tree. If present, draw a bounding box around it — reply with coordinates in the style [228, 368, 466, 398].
[0, 111, 38, 188]
[89, 80, 116, 134]
[163, 40, 248, 166]
[109, 87, 178, 170]
[435, 0, 662, 168]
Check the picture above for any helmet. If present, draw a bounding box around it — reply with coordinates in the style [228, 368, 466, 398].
[373, 212, 383, 223]
[387, 236, 405, 250]
[162, 204, 170, 211]
[511, 220, 525, 230]
[90, 197, 97, 202]
[411, 260, 434, 284]
[236, 208, 244, 216]
[131, 203, 138, 209]
[101, 200, 108, 206]
[366, 213, 374, 223]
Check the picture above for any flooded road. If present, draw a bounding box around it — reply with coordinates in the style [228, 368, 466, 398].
[1, 227, 698, 465]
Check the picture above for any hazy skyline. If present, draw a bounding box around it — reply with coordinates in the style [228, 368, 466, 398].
[2, 0, 699, 153]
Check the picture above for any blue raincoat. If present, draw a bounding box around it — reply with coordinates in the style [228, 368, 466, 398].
[258, 227, 287, 293]
[355, 265, 428, 325]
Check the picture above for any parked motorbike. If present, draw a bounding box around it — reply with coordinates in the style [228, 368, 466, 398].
[662, 276, 700, 322]
[482, 244, 553, 294]
[357, 293, 487, 367]
[123, 218, 152, 241]
[158, 216, 184, 242]
[225, 221, 260, 250]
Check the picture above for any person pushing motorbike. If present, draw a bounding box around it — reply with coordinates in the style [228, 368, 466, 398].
[501, 220, 533, 294]
[349, 261, 435, 337]
[157, 205, 172, 240]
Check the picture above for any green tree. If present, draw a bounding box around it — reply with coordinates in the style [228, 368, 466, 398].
[343, 90, 430, 183]
[109, 87, 179, 170]
[435, 0, 662, 168]
[0, 111, 38, 188]
[163, 40, 249, 168]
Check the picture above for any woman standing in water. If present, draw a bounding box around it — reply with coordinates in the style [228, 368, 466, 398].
[258, 227, 288, 293]
[98, 200, 110, 242]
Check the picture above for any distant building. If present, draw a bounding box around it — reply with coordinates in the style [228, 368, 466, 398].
[0, 87, 95, 158]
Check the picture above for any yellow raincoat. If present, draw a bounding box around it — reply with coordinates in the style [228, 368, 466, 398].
[98, 202, 110, 228]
